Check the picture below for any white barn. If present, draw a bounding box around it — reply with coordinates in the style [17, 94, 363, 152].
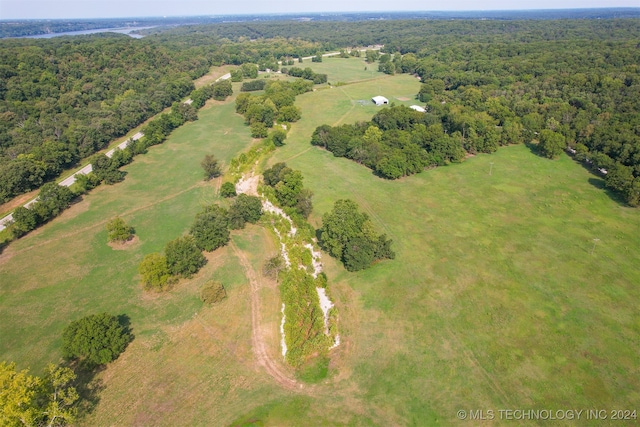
[410, 105, 426, 113]
[372, 96, 389, 106]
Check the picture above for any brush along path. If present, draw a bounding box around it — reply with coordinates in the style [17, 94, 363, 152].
[229, 240, 302, 391]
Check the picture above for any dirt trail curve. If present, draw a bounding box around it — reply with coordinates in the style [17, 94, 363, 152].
[229, 241, 303, 392]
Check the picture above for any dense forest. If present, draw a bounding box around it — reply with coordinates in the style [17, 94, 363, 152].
[406, 34, 640, 207]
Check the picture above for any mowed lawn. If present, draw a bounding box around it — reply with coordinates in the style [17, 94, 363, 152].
[0, 60, 639, 426]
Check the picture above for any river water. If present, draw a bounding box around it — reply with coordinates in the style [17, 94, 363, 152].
[23, 26, 154, 39]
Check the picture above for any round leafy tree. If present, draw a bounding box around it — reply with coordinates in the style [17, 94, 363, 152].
[228, 194, 263, 230]
[106, 217, 134, 243]
[190, 205, 230, 252]
[138, 252, 172, 291]
[62, 313, 132, 367]
[165, 235, 206, 277]
[319, 199, 395, 271]
[220, 182, 237, 198]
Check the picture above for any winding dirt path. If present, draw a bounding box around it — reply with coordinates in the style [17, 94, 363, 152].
[229, 241, 303, 392]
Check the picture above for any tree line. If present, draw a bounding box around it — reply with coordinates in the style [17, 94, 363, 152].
[281, 66, 328, 85]
[139, 189, 262, 291]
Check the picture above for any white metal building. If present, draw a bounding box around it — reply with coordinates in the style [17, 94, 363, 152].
[372, 96, 389, 106]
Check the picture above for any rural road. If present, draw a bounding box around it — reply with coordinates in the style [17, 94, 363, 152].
[0, 132, 144, 232]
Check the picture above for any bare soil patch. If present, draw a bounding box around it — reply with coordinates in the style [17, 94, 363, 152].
[108, 235, 140, 250]
[194, 65, 234, 88]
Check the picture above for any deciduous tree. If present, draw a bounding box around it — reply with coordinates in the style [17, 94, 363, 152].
[319, 199, 394, 271]
[190, 205, 230, 252]
[165, 236, 206, 277]
[139, 253, 172, 291]
[220, 181, 237, 198]
[62, 313, 132, 367]
[212, 79, 232, 101]
[106, 217, 134, 243]
[538, 129, 566, 159]
[229, 194, 263, 230]
[201, 154, 221, 180]
[0, 362, 79, 427]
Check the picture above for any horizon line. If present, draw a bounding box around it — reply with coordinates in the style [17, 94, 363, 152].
[2, 7, 639, 22]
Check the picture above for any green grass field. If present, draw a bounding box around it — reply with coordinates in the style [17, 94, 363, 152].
[1, 58, 638, 426]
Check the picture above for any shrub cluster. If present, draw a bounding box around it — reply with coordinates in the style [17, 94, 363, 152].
[263, 162, 313, 219]
[319, 199, 395, 271]
[138, 235, 206, 291]
[280, 269, 331, 367]
[235, 79, 311, 134]
[106, 217, 134, 243]
[240, 79, 267, 92]
[200, 280, 226, 304]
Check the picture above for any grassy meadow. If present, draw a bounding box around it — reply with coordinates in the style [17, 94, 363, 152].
[1, 58, 639, 426]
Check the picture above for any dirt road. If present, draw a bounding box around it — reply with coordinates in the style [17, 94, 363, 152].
[229, 241, 302, 392]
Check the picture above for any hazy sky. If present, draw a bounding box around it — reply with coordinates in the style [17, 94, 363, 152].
[1, 0, 638, 20]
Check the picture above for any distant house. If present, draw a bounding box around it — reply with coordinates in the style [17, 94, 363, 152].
[372, 96, 389, 106]
[410, 105, 426, 113]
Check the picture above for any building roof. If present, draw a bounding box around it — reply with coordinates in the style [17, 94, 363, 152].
[410, 105, 426, 113]
[372, 96, 389, 105]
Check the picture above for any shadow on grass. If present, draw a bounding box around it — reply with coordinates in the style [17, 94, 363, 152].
[59, 360, 106, 420]
[117, 313, 133, 336]
[587, 178, 629, 206]
[62, 315, 134, 420]
[524, 141, 546, 158]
